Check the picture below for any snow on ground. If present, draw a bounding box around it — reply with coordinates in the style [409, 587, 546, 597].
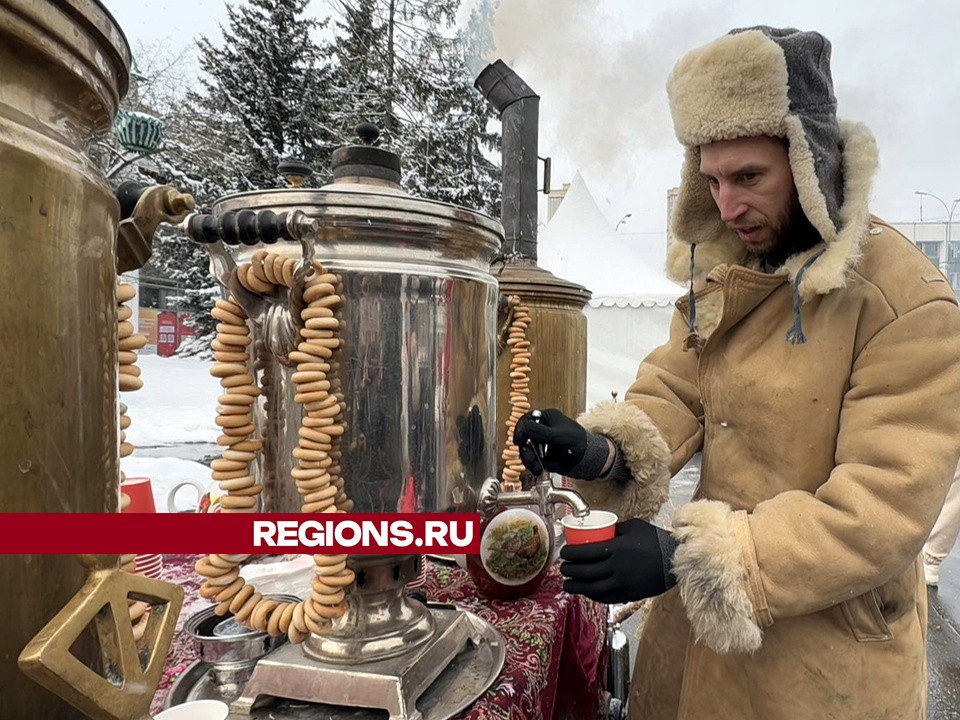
[123, 354, 221, 447]
[122, 355, 221, 511]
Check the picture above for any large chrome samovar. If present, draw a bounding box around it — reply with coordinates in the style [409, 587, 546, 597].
[180, 124, 506, 718]
[214, 132, 500, 521]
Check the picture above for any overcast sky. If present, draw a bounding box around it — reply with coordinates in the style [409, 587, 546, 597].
[105, 0, 960, 238]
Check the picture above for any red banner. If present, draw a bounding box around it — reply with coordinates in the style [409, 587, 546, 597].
[0, 513, 480, 554]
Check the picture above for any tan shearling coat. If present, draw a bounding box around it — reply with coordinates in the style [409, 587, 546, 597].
[574, 125, 960, 717]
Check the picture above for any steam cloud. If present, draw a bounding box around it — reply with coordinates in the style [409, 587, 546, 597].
[486, 1, 725, 188]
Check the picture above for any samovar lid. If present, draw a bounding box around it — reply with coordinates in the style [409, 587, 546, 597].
[277, 157, 313, 187]
[329, 123, 402, 187]
[213, 123, 503, 245]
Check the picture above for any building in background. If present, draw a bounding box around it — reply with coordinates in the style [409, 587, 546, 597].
[891, 221, 960, 295]
[132, 271, 195, 354]
[547, 183, 570, 222]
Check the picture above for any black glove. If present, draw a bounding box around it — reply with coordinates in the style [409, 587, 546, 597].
[560, 518, 677, 604]
[512, 408, 612, 480]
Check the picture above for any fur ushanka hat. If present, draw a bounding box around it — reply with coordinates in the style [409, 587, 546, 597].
[664, 26, 879, 342]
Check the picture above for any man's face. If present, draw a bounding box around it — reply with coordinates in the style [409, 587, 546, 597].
[699, 136, 797, 255]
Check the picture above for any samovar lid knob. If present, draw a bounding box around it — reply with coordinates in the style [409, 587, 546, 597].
[277, 157, 313, 188]
[356, 122, 380, 145]
[331, 122, 401, 187]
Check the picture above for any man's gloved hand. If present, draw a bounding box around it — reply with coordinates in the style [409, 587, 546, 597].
[559, 518, 678, 604]
[512, 408, 612, 480]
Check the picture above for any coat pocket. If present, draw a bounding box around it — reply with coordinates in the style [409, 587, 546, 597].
[840, 589, 893, 642]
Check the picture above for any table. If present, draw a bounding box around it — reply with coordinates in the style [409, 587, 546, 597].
[152, 555, 608, 719]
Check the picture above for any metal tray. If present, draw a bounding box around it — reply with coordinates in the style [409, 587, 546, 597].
[166, 610, 505, 720]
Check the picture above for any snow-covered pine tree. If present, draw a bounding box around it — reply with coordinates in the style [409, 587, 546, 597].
[327, 0, 501, 217]
[396, 1, 501, 216]
[196, 0, 339, 189]
[165, 0, 341, 353]
[84, 41, 226, 357]
[462, 0, 498, 79]
[328, 0, 390, 146]
[101, 1, 343, 356]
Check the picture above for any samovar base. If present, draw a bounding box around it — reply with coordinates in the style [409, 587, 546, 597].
[208, 608, 504, 720]
[303, 556, 437, 665]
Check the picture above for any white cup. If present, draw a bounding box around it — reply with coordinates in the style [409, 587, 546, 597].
[154, 699, 230, 720]
[166, 480, 208, 513]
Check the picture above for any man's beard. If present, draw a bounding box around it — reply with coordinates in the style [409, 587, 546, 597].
[752, 194, 822, 269]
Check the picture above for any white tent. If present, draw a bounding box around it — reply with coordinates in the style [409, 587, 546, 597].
[537, 172, 684, 407]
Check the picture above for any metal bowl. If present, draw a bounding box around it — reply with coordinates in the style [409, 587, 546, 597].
[184, 595, 298, 694]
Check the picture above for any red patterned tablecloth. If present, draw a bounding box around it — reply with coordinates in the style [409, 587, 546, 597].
[152, 555, 607, 719]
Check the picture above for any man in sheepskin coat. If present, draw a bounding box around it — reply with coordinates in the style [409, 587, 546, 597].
[514, 26, 960, 719]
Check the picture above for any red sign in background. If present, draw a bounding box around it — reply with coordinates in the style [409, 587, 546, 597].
[156, 311, 198, 356]
[157, 311, 179, 356]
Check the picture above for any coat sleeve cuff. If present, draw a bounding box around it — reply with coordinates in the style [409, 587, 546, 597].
[672, 500, 770, 654]
[571, 400, 671, 522]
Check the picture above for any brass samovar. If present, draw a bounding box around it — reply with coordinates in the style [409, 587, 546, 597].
[2, 3, 192, 718]
[474, 61, 592, 482]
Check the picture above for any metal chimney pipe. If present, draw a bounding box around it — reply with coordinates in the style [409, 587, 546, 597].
[475, 60, 539, 261]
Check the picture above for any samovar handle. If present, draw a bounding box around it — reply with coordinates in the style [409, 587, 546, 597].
[180, 209, 322, 322]
[115, 181, 196, 273]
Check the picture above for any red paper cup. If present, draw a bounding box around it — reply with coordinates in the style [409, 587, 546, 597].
[121, 477, 156, 513]
[560, 510, 618, 545]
